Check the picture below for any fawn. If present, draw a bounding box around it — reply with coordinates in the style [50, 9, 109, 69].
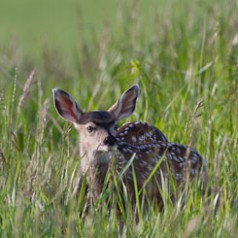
[53, 84, 207, 206]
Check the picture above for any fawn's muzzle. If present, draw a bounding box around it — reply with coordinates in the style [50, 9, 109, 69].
[103, 135, 116, 146]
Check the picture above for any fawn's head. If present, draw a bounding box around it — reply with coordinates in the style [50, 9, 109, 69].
[53, 85, 139, 170]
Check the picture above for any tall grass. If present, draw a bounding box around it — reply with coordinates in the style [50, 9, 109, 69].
[0, 0, 238, 237]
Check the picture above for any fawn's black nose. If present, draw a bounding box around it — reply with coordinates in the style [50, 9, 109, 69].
[103, 135, 116, 146]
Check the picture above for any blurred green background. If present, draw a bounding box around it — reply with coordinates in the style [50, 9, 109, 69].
[0, 0, 160, 59]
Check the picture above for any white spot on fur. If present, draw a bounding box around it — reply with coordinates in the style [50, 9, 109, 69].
[131, 136, 137, 142]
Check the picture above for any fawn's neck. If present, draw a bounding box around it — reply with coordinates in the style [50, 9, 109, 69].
[79, 142, 113, 173]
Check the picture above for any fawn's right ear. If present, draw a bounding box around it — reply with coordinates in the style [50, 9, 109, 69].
[108, 84, 139, 121]
[52, 88, 83, 123]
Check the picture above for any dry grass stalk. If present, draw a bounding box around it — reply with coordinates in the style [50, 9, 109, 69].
[17, 69, 36, 114]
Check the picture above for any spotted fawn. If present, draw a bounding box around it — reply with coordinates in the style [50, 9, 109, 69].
[53, 84, 207, 205]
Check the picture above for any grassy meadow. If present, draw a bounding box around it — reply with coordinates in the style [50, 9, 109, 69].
[0, 0, 238, 237]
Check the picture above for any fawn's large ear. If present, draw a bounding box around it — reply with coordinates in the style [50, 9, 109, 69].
[52, 88, 83, 123]
[108, 84, 139, 120]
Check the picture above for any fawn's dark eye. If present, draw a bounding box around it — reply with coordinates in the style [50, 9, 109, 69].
[114, 125, 118, 130]
[87, 126, 96, 133]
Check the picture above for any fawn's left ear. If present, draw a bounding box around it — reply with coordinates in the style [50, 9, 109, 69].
[108, 84, 139, 121]
[52, 88, 83, 123]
